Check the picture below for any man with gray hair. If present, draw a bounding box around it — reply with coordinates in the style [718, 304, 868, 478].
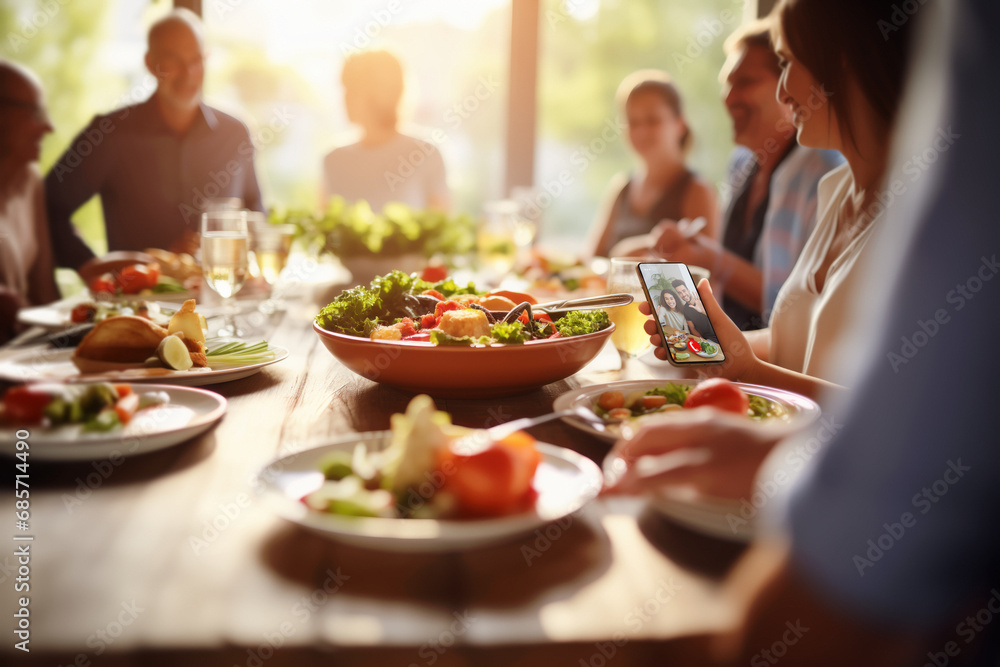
[0, 59, 59, 342]
[45, 8, 264, 272]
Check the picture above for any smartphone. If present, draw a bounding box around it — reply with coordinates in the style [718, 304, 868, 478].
[636, 262, 726, 365]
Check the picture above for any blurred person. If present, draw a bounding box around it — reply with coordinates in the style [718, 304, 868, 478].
[586, 70, 719, 258]
[321, 49, 450, 213]
[651, 18, 844, 331]
[0, 59, 59, 343]
[611, 1, 1000, 664]
[44, 8, 264, 273]
[643, 0, 915, 396]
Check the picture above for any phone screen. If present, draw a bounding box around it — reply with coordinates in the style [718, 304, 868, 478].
[636, 262, 726, 365]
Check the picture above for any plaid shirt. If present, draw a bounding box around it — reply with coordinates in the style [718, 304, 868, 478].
[723, 145, 845, 321]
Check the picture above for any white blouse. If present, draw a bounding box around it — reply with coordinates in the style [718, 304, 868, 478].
[768, 163, 880, 384]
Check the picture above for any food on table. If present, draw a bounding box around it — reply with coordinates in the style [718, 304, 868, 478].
[593, 379, 787, 426]
[166, 299, 207, 346]
[72, 300, 209, 373]
[143, 248, 200, 282]
[304, 395, 541, 520]
[683, 378, 750, 416]
[155, 336, 194, 371]
[315, 270, 611, 346]
[88, 260, 189, 297]
[0, 382, 169, 432]
[69, 299, 169, 325]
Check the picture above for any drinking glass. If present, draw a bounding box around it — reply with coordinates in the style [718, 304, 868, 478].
[606, 257, 653, 367]
[477, 200, 520, 283]
[201, 210, 249, 337]
[249, 214, 296, 314]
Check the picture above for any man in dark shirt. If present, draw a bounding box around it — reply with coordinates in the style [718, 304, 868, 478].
[45, 8, 264, 272]
[670, 278, 716, 342]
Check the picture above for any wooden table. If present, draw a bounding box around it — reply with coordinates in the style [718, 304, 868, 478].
[1, 292, 747, 666]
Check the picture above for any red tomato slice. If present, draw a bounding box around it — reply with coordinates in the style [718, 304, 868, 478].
[440, 432, 540, 517]
[89, 273, 116, 294]
[687, 339, 702, 354]
[420, 314, 437, 330]
[421, 289, 445, 301]
[70, 304, 97, 323]
[117, 264, 153, 294]
[113, 392, 140, 425]
[434, 300, 462, 319]
[2, 386, 57, 424]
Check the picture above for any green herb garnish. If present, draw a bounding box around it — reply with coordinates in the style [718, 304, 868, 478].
[555, 310, 611, 337]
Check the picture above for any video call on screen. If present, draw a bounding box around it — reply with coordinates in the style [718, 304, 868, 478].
[639, 263, 725, 364]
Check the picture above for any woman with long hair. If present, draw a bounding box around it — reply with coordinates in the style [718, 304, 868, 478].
[642, 0, 915, 398]
[657, 288, 690, 334]
[587, 70, 718, 258]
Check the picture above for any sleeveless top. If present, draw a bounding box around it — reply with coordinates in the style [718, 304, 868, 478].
[598, 169, 695, 256]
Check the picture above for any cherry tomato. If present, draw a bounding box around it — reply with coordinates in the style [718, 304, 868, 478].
[70, 304, 97, 324]
[394, 317, 418, 339]
[687, 339, 702, 354]
[597, 391, 625, 411]
[420, 314, 437, 330]
[420, 264, 449, 283]
[1, 385, 57, 424]
[89, 273, 116, 294]
[683, 378, 750, 416]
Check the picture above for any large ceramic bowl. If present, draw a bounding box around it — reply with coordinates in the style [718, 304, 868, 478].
[313, 321, 615, 398]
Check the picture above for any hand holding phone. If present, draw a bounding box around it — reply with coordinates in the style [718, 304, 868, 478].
[636, 262, 726, 365]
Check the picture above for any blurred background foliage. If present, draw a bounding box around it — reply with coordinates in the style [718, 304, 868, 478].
[2, 0, 737, 255]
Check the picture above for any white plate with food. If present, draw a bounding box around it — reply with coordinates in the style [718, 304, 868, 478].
[0, 383, 226, 461]
[0, 343, 288, 387]
[553, 378, 821, 444]
[257, 396, 604, 552]
[17, 296, 176, 330]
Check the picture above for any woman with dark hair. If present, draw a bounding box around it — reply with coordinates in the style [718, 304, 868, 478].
[321, 50, 450, 212]
[657, 288, 690, 334]
[641, 0, 918, 397]
[587, 70, 719, 258]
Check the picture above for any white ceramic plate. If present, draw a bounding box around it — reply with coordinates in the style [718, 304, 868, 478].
[17, 296, 184, 330]
[0, 384, 226, 461]
[257, 432, 604, 552]
[0, 344, 289, 387]
[553, 379, 821, 444]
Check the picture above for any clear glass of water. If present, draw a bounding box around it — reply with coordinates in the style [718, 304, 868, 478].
[201, 210, 249, 337]
[249, 214, 296, 314]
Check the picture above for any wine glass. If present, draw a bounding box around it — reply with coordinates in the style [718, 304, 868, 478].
[201, 210, 249, 338]
[606, 257, 653, 368]
[249, 213, 296, 314]
[477, 200, 520, 285]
